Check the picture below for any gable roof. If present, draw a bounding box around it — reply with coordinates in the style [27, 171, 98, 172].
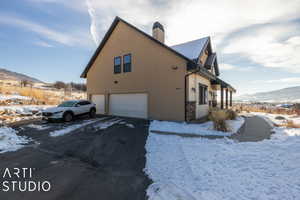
[80, 16, 216, 79]
[170, 37, 209, 60]
[81, 17, 196, 78]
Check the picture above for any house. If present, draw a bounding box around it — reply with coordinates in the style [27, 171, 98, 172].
[81, 17, 235, 121]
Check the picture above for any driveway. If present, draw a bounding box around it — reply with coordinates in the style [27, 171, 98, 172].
[0, 116, 151, 200]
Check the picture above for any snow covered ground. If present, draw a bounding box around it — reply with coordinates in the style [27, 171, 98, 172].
[49, 117, 122, 137]
[92, 118, 122, 131]
[247, 112, 300, 126]
[0, 105, 51, 124]
[0, 94, 31, 101]
[0, 126, 31, 153]
[145, 118, 300, 200]
[0, 105, 51, 114]
[150, 117, 245, 137]
[49, 119, 101, 137]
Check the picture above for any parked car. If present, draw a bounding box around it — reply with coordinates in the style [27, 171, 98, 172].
[42, 100, 96, 122]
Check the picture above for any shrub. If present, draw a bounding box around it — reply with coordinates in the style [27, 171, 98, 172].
[226, 109, 237, 120]
[208, 109, 228, 132]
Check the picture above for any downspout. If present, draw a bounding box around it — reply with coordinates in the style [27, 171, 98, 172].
[184, 68, 201, 122]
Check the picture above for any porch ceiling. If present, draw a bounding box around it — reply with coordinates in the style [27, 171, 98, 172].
[211, 78, 236, 92]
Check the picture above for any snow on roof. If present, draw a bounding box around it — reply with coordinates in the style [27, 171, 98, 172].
[170, 37, 209, 60]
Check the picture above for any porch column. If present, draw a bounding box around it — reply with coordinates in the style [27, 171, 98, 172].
[225, 88, 228, 109]
[220, 86, 224, 109]
[230, 91, 232, 107]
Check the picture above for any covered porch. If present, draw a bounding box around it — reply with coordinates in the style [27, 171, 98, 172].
[211, 78, 236, 109]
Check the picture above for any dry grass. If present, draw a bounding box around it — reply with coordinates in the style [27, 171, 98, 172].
[208, 108, 238, 132]
[285, 120, 300, 128]
[0, 85, 85, 105]
[226, 109, 237, 120]
[209, 109, 227, 132]
[234, 104, 299, 116]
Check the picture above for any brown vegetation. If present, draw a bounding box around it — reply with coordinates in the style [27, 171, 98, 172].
[285, 120, 300, 128]
[0, 85, 86, 105]
[208, 108, 237, 132]
[233, 104, 299, 116]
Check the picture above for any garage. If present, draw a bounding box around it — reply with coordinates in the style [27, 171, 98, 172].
[91, 94, 105, 114]
[109, 93, 148, 119]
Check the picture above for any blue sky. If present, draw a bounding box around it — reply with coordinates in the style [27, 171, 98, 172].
[0, 0, 300, 95]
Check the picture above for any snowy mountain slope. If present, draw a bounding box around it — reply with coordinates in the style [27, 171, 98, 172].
[236, 86, 300, 102]
[0, 68, 43, 83]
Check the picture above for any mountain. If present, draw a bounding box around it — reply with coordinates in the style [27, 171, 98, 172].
[0, 68, 43, 83]
[236, 86, 300, 103]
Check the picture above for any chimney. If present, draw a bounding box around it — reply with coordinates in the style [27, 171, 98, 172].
[152, 22, 165, 43]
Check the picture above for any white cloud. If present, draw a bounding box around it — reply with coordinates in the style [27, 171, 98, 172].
[252, 77, 300, 85]
[220, 64, 236, 70]
[267, 77, 300, 84]
[220, 63, 254, 72]
[34, 40, 54, 47]
[0, 13, 92, 47]
[27, 0, 300, 74]
[223, 23, 300, 73]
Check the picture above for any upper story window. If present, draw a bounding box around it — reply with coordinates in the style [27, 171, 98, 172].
[123, 54, 132, 72]
[114, 56, 121, 74]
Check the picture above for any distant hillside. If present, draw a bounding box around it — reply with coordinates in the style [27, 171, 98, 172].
[236, 86, 300, 103]
[0, 68, 43, 83]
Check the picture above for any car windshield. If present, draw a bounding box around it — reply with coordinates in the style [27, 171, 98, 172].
[58, 101, 78, 107]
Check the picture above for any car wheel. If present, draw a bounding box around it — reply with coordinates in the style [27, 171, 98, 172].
[63, 112, 73, 122]
[89, 108, 96, 118]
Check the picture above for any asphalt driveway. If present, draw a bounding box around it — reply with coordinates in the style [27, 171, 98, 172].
[0, 116, 151, 200]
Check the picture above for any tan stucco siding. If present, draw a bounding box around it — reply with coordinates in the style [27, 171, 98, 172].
[188, 74, 212, 119]
[86, 21, 187, 121]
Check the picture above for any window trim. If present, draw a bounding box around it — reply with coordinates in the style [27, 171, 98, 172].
[198, 83, 208, 105]
[114, 56, 122, 74]
[123, 53, 132, 73]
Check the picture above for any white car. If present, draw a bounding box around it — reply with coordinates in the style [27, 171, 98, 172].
[42, 100, 96, 122]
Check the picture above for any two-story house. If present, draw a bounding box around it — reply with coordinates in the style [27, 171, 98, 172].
[81, 17, 235, 121]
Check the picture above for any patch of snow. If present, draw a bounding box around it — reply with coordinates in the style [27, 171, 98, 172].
[0, 126, 31, 153]
[26, 124, 50, 130]
[170, 37, 209, 60]
[49, 119, 99, 137]
[92, 118, 122, 130]
[149, 117, 244, 136]
[0, 105, 51, 114]
[125, 123, 135, 128]
[145, 123, 300, 200]
[0, 105, 52, 124]
[0, 94, 31, 101]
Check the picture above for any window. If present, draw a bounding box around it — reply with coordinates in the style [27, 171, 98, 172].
[199, 84, 208, 105]
[80, 101, 91, 105]
[123, 54, 132, 72]
[114, 56, 121, 74]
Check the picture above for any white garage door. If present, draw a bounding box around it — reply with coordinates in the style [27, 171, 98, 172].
[91, 95, 105, 114]
[109, 93, 148, 119]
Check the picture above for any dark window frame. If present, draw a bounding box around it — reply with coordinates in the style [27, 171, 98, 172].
[198, 83, 208, 105]
[114, 56, 122, 74]
[123, 54, 132, 73]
